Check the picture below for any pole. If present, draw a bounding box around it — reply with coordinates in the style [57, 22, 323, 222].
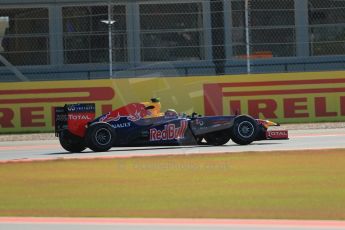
[108, 2, 113, 77]
[245, 0, 251, 74]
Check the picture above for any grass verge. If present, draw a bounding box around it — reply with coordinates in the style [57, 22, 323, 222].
[0, 149, 345, 220]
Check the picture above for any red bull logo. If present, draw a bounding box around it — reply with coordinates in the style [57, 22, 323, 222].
[128, 109, 146, 122]
[99, 103, 149, 123]
[100, 112, 121, 122]
[150, 120, 188, 141]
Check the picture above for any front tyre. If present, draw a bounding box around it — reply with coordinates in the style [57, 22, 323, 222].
[59, 130, 86, 153]
[231, 116, 258, 145]
[86, 123, 115, 152]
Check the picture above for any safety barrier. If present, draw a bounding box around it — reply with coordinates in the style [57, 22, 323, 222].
[1, 70, 345, 133]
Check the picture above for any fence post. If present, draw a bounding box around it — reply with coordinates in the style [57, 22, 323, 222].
[223, 0, 233, 60]
[245, 0, 251, 74]
[49, 5, 63, 66]
[202, 0, 214, 62]
[295, 0, 309, 57]
[101, 2, 116, 78]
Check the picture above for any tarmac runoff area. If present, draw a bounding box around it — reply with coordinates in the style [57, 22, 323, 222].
[1, 218, 345, 230]
[1, 126, 345, 162]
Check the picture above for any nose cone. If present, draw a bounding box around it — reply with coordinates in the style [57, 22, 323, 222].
[266, 120, 279, 127]
[257, 119, 279, 128]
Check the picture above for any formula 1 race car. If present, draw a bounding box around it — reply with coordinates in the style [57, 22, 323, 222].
[55, 99, 288, 153]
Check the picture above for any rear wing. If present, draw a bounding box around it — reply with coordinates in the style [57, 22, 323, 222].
[55, 106, 68, 136]
[55, 103, 96, 137]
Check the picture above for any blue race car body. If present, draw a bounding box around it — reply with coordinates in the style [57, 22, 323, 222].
[55, 101, 288, 153]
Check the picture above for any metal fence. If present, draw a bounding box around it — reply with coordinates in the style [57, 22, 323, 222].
[0, 0, 345, 81]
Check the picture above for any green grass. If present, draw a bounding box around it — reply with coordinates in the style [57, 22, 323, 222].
[0, 150, 345, 220]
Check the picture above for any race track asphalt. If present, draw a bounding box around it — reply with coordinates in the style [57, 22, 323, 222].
[1, 128, 345, 162]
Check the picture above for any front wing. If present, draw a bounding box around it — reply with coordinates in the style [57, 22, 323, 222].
[265, 130, 289, 140]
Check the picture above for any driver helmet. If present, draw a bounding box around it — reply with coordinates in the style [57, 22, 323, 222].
[150, 97, 161, 117]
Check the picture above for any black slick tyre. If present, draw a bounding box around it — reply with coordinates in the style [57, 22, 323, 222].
[86, 123, 115, 152]
[231, 115, 258, 145]
[59, 130, 86, 153]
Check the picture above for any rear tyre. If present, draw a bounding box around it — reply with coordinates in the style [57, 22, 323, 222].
[86, 123, 115, 152]
[204, 130, 231, 146]
[231, 116, 258, 145]
[59, 130, 86, 153]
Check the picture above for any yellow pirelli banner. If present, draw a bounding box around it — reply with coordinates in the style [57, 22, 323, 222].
[1, 71, 345, 133]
